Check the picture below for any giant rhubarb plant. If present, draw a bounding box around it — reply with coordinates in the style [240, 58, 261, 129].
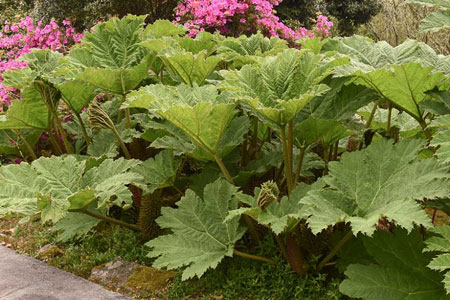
[340, 229, 450, 300]
[323, 36, 450, 139]
[220, 48, 347, 193]
[301, 139, 450, 236]
[125, 83, 249, 183]
[147, 179, 247, 280]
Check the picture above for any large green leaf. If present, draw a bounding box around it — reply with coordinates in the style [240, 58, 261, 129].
[308, 78, 378, 121]
[406, 0, 450, 8]
[82, 15, 147, 69]
[358, 104, 421, 137]
[431, 128, 450, 164]
[323, 37, 450, 120]
[354, 63, 445, 120]
[406, 0, 450, 32]
[301, 139, 450, 235]
[424, 226, 450, 293]
[325, 36, 450, 76]
[87, 129, 119, 158]
[294, 118, 352, 148]
[0, 156, 142, 223]
[323, 36, 436, 68]
[52, 212, 101, 242]
[219, 49, 345, 127]
[76, 56, 153, 94]
[174, 32, 217, 55]
[146, 179, 246, 280]
[133, 150, 182, 194]
[217, 33, 288, 68]
[71, 15, 153, 94]
[0, 50, 78, 130]
[81, 158, 141, 208]
[227, 182, 322, 235]
[142, 20, 187, 39]
[0, 129, 42, 156]
[57, 80, 97, 113]
[340, 229, 450, 300]
[420, 10, 450, 32]
[125, 84, 241, 160]
[160, 50, 221, 86]
[0, 163, 40, 217]
[0, 85, 49, 130]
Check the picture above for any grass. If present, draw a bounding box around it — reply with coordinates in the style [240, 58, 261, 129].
[0, 217, 346, 300]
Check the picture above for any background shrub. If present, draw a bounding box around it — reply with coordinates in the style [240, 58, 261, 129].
[30, 0, 177, 30]
[276, 0, 381, 35]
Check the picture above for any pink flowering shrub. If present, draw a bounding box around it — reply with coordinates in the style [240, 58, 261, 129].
[175, 0, 333, 41]
[0, 17, 83, 110]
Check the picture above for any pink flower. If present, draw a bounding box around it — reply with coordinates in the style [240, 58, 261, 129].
[0, 17, 84, 108]
[174, 0, 332, 42]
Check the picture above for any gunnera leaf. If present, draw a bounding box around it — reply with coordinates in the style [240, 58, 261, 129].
[125, 83, 245, 161]
[301, 139, 450, 235]
[219, 48, 346, 127]
[424, 225, 450, 293]
[340, 228, 450, 300]
[227, 181, 324, 235]
[146, 179, 246, 280]
[133, 149, 182, 194]
[0, 156, 142, 223]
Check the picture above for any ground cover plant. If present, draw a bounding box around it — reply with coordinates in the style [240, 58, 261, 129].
[2, 13, 450, 300]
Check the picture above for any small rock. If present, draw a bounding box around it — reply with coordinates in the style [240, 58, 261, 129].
[90, 257, 140, 289]
[37, 244, 63, 259]
[125, 266, 174, 292]
[90, 257, 174, 293]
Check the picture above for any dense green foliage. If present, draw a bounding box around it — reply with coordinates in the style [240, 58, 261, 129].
[277, 0, 381, 35]
[2, 14, 450, 300]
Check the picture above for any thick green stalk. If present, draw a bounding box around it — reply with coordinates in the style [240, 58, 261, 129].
[288, 121, 294, 186]
[214, 154, 234, 185]
[293, 146, 306, 188]
[317, 231, 353, 272]
[83, 209, 141, 232]
[249, 117, 259, 160]
[419, 119, 433, 142]
[48, 127, 63, 155]
[280, 126, 293, 195]
[233, 249, 275, 265]
[122, 94, 131, 129]
[333, 141, 339, 161]
[365, 100, 379, 129]
[111, 126, 131, 159]
[52, 109, 73, 154]
[12, 130, 37, 160]
[387, 102, 393, 132]
[73, 110, 90, 145]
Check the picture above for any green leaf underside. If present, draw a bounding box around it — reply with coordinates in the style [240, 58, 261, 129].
[0, 156, 142, 223]
[146, 179, 246, 280]
[126, 84, 240, 160]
